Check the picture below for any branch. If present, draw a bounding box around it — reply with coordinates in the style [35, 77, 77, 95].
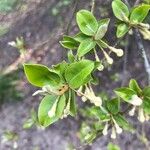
[134, 29, 150, 84]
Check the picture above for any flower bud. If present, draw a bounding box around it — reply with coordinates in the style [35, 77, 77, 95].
[103, 50, 113, 64]
[108, 46, 124, 57]
[102, 122, 108, 135]
[81, 96, 87, 102]
[129, 106, 136, 116]
[111, 127, 116, 139]
[138, 108, 145, 123]
[112, 118, 122, 134]
[130, 95, 143, 106]
[92, 96, 102, 107]
[139, 23, 150, 29]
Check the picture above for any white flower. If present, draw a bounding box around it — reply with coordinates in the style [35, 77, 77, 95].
[81, 96, 87, 102]
[145, 114, 150, 121]
[130, 95, 143, 106]
[138, 108, 145, 123]
[129, 106, 136, 116]
[103, 50, 113, 64]
[108, 46, 124, 57]
[8, 41, 16, 47]
[77, 86, 83, 96]
[139, 23, 150, 29]
[111, 127, 116, 139]
[102, 122, 108, 135]
[112, 118, 122, 134]
[92, 96, 102, 107]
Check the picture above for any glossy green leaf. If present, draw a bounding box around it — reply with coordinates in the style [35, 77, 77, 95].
[107, 143, 121, 150]
[112, 0, 129, 21]
[38, 95, 66, 127]
[113, 114, 133, 131]
[106, 98, 120, 114]
[60, 35, 79, 49]
[129, 79, 142, 94]
[143, 86, 150, 97]
[117, 23, 129, 38]
[38, 95, 58, 127]
[130, 4, 150, 23]
[143, 96, 150, 114]
[74, 32, 91, 42]
[95, 18, 110, 40]
[24, 64, 61, 87]
[70, 90, 77, 116]
[65, 60, 95, 89]
[76, 10, 98, 36]
[77, 38, 96, 57]
[114, 87, 136, 103]
[67, 50, 75, 63]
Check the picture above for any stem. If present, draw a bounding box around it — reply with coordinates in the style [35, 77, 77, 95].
[134, 29, 150, 84]
[91, 0, 96, 14]
[66, 0, 79, 34]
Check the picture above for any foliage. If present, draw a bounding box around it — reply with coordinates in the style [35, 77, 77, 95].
[0, 0, 19, 13]
[0, 70, 23, 105]
[22, 0, 150, 148]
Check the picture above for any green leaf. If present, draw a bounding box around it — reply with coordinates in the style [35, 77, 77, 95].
[38, 95, 66, 127]
[60, 35, 79, 49]
[95, 18, 110, 40]
[77, 38, 96, 57]
[113, 114, 133, 131]
[143, 86, 150, 97]
[76, 10, 98, 36]
[143, 96, 150, 114]
[56, 94, 66, 117]
[52, 61, 68, 76]
[70, 90, 77, 116]
[74, 32, 91, 42]
[129, 79, 142, 94]
[106, 98, 120, 114]
[130, 4, 150, 23]
[65, 60, 95, 89]
[107, 143, 121, 150]
[112, 0, 129, 21]
[67, 50, 75, 63]
[24, 64, 61, 87]
[116, 23, 129, 38]
[114, 87, 136, 103]
[38, 95, 58, 127]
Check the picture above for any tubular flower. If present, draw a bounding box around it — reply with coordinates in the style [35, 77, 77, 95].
[81, 86, 102, 107]
[139, 28, 150, 40]
[94, 51, 104, 71]
[61, 98, 71, 118]
[111, 127, 116, 139]
[112, 118, 122, 134]
[138, 108, 145, 123]
[129, 106, 136, 116]
[102, 50, 113, 65]
[102, 122, 108, 136]
[108, 46, 124, 57]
